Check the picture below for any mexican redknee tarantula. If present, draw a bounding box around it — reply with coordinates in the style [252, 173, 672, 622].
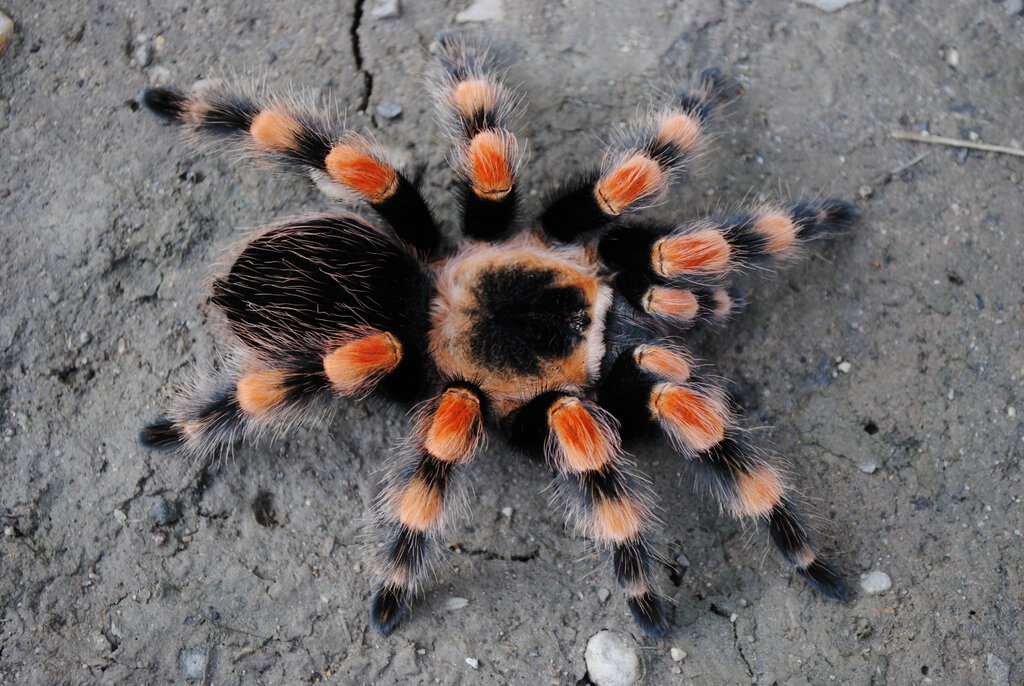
[138, 36, 854, 638]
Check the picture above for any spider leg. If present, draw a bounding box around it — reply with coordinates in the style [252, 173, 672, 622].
[599, 199, 854, 326]
[138, 329, 404, 457]
[371, 383, 487, 635]
[540, 68, 727, 242]
[599, 199, 856, 283]
[509, 392, 669, 637]
[599, 344, 848, 601]
[140, 85, 440, 254]
[614, 276, 746, 328]
[433, 34, 524, 241]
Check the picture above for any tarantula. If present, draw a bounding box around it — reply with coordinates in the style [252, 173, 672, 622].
[138, 36, 854, 638]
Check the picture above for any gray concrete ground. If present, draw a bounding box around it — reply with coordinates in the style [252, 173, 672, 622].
[2, 1, 1023, 684]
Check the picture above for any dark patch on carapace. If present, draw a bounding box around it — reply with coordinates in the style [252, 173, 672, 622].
[467, 266, 590, 374]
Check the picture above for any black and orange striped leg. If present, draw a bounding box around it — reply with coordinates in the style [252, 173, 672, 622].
[599, 344, 848, 600]
[598, 200, 857, 282]
[140, 328, 407, 457]
[371, 383, 487, 635]
[140, 84, 440, 254]
[540, 68, 726, 241]
[434, 35, 522, 240]
[614, 270, 745, 328]
[510, 392, 669, 637]
[138, 359, 330, 457]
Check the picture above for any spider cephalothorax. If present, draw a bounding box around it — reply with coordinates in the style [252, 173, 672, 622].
[138, 36, 855, 638]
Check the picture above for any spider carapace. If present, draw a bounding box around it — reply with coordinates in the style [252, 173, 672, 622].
[138, 35, 855, 638]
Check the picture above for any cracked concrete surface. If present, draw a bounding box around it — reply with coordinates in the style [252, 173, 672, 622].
[2, 1, 1023, 684]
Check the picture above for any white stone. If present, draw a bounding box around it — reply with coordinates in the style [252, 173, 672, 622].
[986, 653, 1010, 686]
[944, 46, 959, 68]
[859, 570, 892, 594]
[501, 506, 514, 518]
[147, 65, 172, 87]
[370, 0, 401, 19]
[444, 597, 469, 610]
[585, 630, 640, 686]
[837, 361, 852, 373]
[465, 657, 479, 669]
[456, 0, 505, 23]
[794, 0, 863, 10]
[0, 11, 14, 55]
[670, 648, 686, 662]
[597, 587, 610, 603]
[375, 101, 403, 120]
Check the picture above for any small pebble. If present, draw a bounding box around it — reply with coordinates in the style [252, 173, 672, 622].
[376, 101, 403, 120]
[675, 552, 690, 568]
[134, 44, 152, 68]
[456, 0, 505, 23]
[944, 46, 959, 68]
[178, 647, 208, 681]
[152, 499, 180, 525]
[1007, 407, 1016, 418]
[859, 462, 877, 474]
[585, 630, 640, 686]
[0, 12, 14, 55]
[670, 648, 686, 662]
[986, 653, 1010, 686]
[113, 508, 128, 525]
[794, 0, 863, 9]
[597, 588, 610, 603]
[858, 185, 873, 199]
[370, 0, 401, 19]
[500, 506, 514, 519]
[152, 530, 170, 547]
[859, 570, 892, 594]
[465, 657, 479, 669]
[148, 65, 172, 87]
[837, 361, 852, 373]
[444, 597, 469, 610]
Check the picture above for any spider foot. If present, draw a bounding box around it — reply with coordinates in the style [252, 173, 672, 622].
[797, 556, 849, 602]
[370, 584, 410, 636]
[627, 592, 670, 638]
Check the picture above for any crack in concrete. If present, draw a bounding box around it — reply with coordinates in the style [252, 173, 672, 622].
[454, 545, 541, 563]
[709, 603, 754, 680]
[348, 0, 373, 116]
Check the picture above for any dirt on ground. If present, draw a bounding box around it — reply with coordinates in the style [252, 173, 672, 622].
[2, 1, 1022, 684]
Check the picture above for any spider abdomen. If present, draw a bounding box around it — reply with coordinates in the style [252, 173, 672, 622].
[430, 235, 612, 417]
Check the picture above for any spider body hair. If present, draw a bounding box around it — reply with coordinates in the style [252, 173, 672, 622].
[138, 35, 855, 638]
